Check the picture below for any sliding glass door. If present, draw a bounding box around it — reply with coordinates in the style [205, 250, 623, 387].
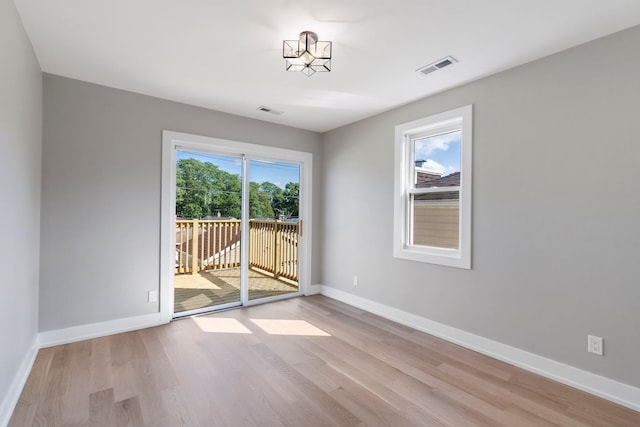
[247, 160, 301, 302]
[174, 150, 244, 315]
[168, 140, 308, 318]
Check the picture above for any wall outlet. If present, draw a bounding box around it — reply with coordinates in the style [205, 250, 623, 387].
[148, 290, 158, 303]
[588, 335, 603, 356]
[352, 275, 359, 287]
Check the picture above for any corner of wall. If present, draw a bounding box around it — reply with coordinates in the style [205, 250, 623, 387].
[0, 337, 39, 427]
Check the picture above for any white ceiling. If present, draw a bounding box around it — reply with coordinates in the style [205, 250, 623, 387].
[13, 0, 640, 132]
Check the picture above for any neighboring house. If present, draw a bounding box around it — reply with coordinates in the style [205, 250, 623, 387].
[414, 166, 461, 249]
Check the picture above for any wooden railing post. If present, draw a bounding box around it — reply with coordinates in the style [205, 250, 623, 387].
[176, 223, 183, 274]
[273, 222, 281, 280]
[248, 220, 254, 269]
[191, 219, 199, 275]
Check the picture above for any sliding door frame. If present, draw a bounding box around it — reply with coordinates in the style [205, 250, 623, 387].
[160, 130, 313, 321]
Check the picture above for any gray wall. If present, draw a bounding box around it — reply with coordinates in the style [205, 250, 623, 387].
[321, 25, 640, 386]
[0, 0, 42, 409]
[40, 75, 322, 331]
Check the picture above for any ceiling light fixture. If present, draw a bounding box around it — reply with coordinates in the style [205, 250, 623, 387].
[283, 31, 332, 76]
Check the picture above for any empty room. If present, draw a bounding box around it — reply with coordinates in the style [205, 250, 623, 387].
[2, 1, 640, 426]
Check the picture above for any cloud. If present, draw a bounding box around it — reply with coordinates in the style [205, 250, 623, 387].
[415, 131, 460, 158]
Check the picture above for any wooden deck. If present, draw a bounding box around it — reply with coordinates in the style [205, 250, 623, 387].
[174, 268, 298, 313]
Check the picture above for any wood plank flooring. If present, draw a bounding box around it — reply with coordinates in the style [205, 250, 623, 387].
[9, 296, 640, 426]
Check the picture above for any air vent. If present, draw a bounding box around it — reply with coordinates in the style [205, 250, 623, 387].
[417, 56, 458, 76]
[256, 105, 284, 115]
[435, 58, 453, 68]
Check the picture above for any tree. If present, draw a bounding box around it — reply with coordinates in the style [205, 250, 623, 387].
[282, 182, 299, 217]
[175, 158, 298, 219]
[176, 158, 241, 218]
[259, 181, 284, 215]
[249, 182, 275, 218]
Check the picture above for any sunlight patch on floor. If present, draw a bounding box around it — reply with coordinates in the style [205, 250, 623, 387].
[250, 319, 331, 336]
[193, 317, 252, 334]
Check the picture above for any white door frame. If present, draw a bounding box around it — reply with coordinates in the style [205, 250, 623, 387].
[160, 130, 313, 321]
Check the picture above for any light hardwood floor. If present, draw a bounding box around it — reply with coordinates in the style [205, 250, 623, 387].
[10, 296, 640, 426]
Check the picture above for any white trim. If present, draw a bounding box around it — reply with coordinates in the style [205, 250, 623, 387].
[241, 155, 249, 305]
[409, 185, 461, 195]
[315, 285, 640, 412]
[306, 284, 323, 295]
[0, 337, 38, 427]
[38, 313, 166, 348]
[173, 301, 242, 319]
[393, 105, 472, 269]
[161, 130, 313, 319]
[245, 290, 302, 307]
[160, 132, 176, 323]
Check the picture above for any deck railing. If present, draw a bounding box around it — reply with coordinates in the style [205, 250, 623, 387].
[175, 219, 299, 282]
[249, 220, 299, 282]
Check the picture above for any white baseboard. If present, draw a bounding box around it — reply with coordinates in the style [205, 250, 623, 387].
[305, 284, 323, 295]
[38, 312, 167, 348]
[0, 336, 38, 427]
[316, 285, 640, 412]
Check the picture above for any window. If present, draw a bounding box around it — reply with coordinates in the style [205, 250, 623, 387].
[393, 105, 472, 269]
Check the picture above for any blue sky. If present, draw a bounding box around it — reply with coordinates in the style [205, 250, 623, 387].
[177, 150, 300, 188]
[414, 130, 461, 175]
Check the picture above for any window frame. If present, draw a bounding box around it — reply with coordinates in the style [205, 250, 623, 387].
[393, 105, 472, 269]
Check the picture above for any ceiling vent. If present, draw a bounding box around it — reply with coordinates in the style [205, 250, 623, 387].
[416, 56, 458, 76]
[256, 105, 284, 115]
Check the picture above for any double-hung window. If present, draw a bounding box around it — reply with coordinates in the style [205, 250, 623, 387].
[393, 105, 472, 269]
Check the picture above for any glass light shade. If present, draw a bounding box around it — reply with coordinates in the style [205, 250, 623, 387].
[283, 31, 332, 76]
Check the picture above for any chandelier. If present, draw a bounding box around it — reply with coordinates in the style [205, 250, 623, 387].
[283, 31, 332, 76]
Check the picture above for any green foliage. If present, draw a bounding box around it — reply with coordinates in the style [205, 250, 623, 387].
[282, 182, 299, 217]
[176, 158, 298, 219]
[259, 181, 284, 214]
[176, 158, 241, 218]
[249, 182, 275, 218]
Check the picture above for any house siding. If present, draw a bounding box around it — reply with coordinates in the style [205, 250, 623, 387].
[413, 202, 459, 249]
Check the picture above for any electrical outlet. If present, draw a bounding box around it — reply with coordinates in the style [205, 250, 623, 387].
[588, 335, 603, 356]
[148, 290, 158, 303]
[353, 275, 359, 287]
